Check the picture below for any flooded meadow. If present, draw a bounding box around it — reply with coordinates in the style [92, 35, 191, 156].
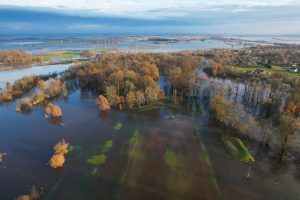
[1, 75, 300, 200]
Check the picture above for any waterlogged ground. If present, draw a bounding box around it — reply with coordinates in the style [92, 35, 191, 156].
[0, 90, 300, 200]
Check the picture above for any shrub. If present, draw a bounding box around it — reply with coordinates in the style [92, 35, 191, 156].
[16, 98, 32, 113]
[45, 103, 62, 117]
[96, 95, 110, 111]
[49, 139, 69, 169]
[49, 153, 65, 169]
[31, 92, 45, 105]
[16, 186, 40, 200]
[53, 139, 69, 155]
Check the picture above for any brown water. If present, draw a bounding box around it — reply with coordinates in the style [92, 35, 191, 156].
[0, 89, 300, 200]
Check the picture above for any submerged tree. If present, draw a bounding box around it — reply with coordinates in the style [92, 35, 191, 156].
[97, 95, 110, 111]
[49, 139, 69, 169]
[105, 86, 117, 106]
[45, 103, 62, 117]
[278, 114, 299, 160]
[16, 186, 40, 200]
[16, 98, 32, 113]
[126, 91, 136, 109]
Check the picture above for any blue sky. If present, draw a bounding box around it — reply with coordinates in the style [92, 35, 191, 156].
[0, 0, 300, 35]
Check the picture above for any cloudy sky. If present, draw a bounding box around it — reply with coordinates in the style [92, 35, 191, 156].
[0, 0, 300, 35]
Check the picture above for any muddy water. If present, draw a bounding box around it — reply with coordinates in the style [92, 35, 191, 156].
[0, 89, 300, 200]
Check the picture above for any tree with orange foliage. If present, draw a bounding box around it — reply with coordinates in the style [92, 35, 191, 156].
[45, 103, 62, 117]
[278, 114, 300, 160]
[49, 139, 69, 169]
[80, 50, 94, 59]
[126, 91, 136, 109]
[97, 95, 110, 111]
[16, 98, 32, 113]
[115, 96, 125, 110]
[143, 62, 159, 81]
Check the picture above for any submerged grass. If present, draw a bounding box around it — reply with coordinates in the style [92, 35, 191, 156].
[128, 129, 145, 160]
[86, 154, 107, 165]
[221, 136, 255, 163]
[117, 127, 145, 198]
[138, 98, 177, 112]
[195, 126, 221, 198]
[86, 139, 114, 165]
[43, 178, 64, 200]
[102, 140, 114, 153]
[114, 122, 123, 131]
[164, 148, 181, 169]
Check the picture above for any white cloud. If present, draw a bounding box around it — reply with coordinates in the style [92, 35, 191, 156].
[0, 0, 299, 18]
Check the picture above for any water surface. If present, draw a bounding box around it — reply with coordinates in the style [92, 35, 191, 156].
[0, 88, 299, 200]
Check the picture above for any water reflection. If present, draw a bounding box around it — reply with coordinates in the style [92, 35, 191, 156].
[0, 63, 72, 90]
[0, 79, 300, 199]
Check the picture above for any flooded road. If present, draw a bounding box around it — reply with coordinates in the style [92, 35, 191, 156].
[0, 88, 300, 200]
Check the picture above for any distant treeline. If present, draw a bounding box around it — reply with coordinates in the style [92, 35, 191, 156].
[0, 50, 43, 65]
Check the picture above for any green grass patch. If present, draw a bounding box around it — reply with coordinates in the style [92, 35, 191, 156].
[42, 50, 80, 61]
[86, 154, 107, 165]
[138, 99, 177, 112]
[128, 129, 145, 160]
[91, 47, 108, 54]
[102, 140, 114, 153]
[114, 122, 123, 131]
[164, 148, 181, 169]
[233, 65, 300, 77]
[221, 136, 255, 163]
[195, 126, 221, 197]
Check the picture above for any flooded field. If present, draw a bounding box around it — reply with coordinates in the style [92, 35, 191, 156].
[0, 63, 71, 90]
[0, 87, 300, 200]
[0, 37, 256, 54]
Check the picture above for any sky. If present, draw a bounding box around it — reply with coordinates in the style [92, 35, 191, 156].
[0, 0, 300, 35]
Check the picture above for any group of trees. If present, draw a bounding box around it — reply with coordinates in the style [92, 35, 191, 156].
[0, 76, 38, 103]
[73, 53, 163, 109]
[209, 94, 257, 135]
[80, 50, 95, 59]
[13, 78, 67, 114]
[45, 103, 62, 117]
[0, 50, 43, 66]
[49, 139, 69, 169]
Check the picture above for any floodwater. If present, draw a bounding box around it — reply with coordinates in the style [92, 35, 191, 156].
[0, 38, 250, 54]
[0, 63, 72, 90]
[0, 85, 300, 200]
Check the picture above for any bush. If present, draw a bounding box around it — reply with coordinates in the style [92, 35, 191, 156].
[49, 153, 65, 169]
[45, 103, 62, 117]
[16, 186, 40, 200]
[31, 92, 46, 105]
[96, 95, 110, 111]
[0, 76, 38, 103]
[49, 139, 69, 169]
[53, 139, 69, 155]
[16, 98, 32, 113]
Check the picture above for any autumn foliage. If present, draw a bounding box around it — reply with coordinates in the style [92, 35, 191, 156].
[97, 95, 110, 111]
[16, 98, 32, 113]
[45, 103, 62, 117]
[49, 139, 69, 169]
[0, 50, 42, 65]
